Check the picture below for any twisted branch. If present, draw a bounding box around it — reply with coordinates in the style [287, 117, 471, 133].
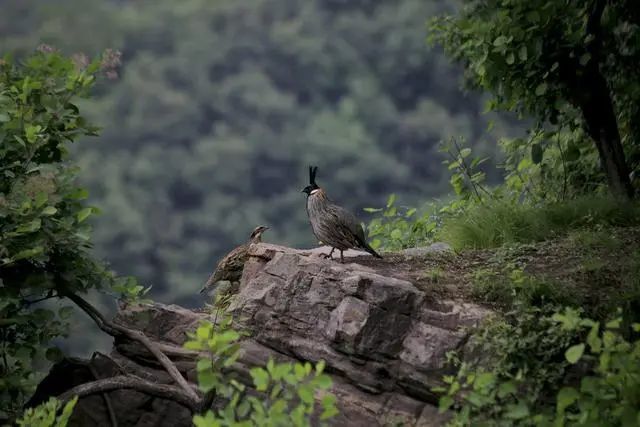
[57, 375, 199, 412]
[57, 289, 200, 403]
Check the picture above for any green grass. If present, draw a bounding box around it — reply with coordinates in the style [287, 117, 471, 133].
[438, 196, 640, 250]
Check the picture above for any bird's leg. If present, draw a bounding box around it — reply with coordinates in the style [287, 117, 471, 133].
[340, 250, 344, 263]
[321, 247, 336, 259]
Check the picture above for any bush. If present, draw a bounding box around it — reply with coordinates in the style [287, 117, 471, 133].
[185, 316, 339, 426]
[438, 306, 640, 426]
[0, 49, 139, 421]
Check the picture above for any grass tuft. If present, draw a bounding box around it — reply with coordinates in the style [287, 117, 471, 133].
[438, 196, 640, 250]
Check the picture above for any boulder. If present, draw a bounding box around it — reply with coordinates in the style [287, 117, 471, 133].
[31, 243, 492, 426]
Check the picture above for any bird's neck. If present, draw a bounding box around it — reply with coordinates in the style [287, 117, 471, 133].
[309, 188, 328, 200]
[250, 235, 262, 243]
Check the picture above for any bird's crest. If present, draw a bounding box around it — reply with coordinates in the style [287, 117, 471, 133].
[309, 166, 318, 185]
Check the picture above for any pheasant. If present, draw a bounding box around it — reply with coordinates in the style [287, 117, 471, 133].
[302, 166, 381, 263]
[200, 225, 268, 298]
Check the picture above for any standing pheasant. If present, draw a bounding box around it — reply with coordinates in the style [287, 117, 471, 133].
[200, 225, 269, 298]
[302, 166, 382, 263]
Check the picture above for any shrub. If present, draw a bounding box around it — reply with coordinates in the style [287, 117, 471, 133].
[185, 317, 339, 426]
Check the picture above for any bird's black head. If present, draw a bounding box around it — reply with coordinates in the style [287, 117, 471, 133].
[301, 166, 320, 196]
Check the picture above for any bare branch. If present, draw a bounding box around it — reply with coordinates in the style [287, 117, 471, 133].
[57, 375, 199, 412]
[58, 289, 200, 402]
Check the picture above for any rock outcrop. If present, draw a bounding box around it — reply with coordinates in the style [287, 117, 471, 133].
[30, 243, 492, 426]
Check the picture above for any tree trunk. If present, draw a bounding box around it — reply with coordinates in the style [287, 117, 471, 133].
[578, 70, 634, 199]
[573, 0, 634, 199]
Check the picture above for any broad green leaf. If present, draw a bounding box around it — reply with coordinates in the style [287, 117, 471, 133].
[565, 344, 585, 364]
[297, 385, 314, 404]
[250, 367, 269, 392]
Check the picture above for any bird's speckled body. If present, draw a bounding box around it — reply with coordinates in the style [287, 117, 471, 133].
[302, 166, 381, 262]
[200, 225, 268, 296]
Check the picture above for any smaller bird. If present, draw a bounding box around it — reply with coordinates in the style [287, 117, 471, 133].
[302, 166, 382, 263]
[200, 225, 269, 298]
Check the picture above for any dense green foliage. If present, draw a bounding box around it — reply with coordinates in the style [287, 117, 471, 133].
[15, 397, 77, 427]
[0, 0, 525, 305]
[186, 317, 337, 426]
[430, 0, 640, 197]
[438, 305, 640, 426]
[0, 50, 138, 419]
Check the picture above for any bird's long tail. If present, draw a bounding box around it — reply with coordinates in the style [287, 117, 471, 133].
[357, 238, 383, 259]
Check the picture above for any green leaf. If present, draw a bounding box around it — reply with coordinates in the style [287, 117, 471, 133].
[297, 385, 314, 404]
[35, 192, 48, 207]
[556, 387, 579, 413]
[315, 374, 332, 390]
[386, 194, 396, 208]
[390, 229, 403, 240]
[518, 45, 528, 61]
[605, 318, 621, 329]
[504, 402, 529, 419]
[76, 207, 93, 223]
[294, 363, 306, 380]
[497, 381, 517, 398]
[13, 246, 44, 261]
[438, 395, 454, 413]
[42, 206, 57, 216]
[505, 52, 515, 65]
[196, 358, 212, 372]
[250, 367, 269, 392]
[16, 219, 41, 233]
[565, 344, 585, 364]
[68, 188, 89, 200]
[531, 143, 543, 164]
[197, 369, 217, 393]
[474, 372, 495, 390]
[493, 36, 508, 47]
[535, 82, 547, 96]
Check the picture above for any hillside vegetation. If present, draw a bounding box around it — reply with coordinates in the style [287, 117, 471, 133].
[2, 0, 640, 426]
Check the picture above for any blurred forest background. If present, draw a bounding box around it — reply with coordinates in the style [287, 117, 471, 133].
[1, 0, 525, 308]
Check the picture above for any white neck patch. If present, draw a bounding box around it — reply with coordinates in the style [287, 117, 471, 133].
[310, 188, 321, 195]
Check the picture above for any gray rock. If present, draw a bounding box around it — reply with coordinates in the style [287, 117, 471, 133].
[31, 243, 491, 426]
